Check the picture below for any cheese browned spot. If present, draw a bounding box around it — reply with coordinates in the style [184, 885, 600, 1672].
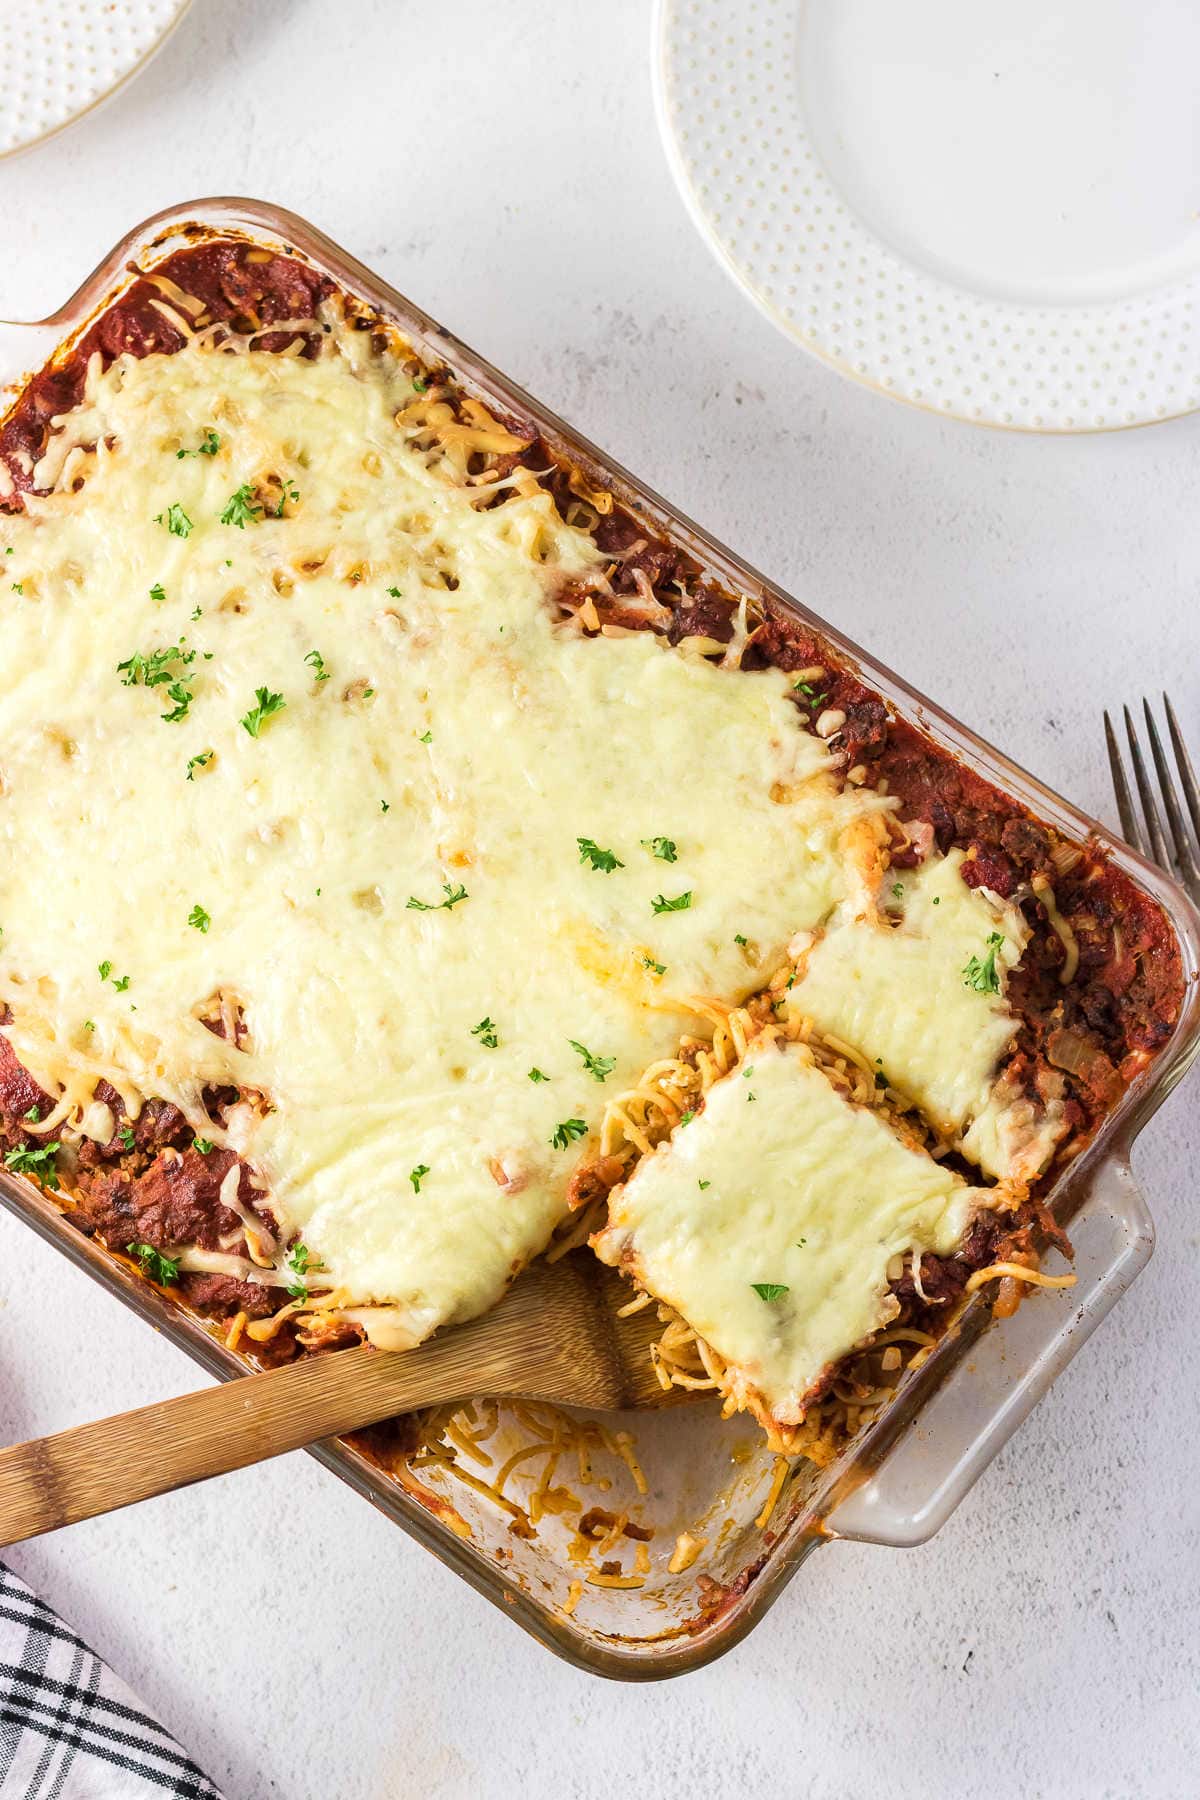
[0, 312, 898, 1347]
[592, 1040, 995, 1426]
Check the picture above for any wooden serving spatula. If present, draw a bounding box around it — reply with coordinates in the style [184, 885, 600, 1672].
[0, 1257, 675, 1545]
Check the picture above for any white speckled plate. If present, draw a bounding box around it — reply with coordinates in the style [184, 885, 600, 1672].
[655, 0, 1200, 431]
[0, 0, 191, 161]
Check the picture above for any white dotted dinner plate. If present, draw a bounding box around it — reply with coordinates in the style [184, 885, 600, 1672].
[655, 0, 1200, 432]
[0, 0, 191, 161]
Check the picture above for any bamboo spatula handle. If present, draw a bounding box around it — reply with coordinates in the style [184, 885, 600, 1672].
[0, 1335, 471, 1545]
[0, 1257, 669, 1545]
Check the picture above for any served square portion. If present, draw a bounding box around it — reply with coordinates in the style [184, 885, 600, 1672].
[591, 1034, 1062, 1450]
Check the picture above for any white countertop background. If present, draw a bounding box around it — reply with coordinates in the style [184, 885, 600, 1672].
[1, 4, 1198, 1796]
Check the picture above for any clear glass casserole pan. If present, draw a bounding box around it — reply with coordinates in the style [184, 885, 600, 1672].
[0, 197, 1197, 1680]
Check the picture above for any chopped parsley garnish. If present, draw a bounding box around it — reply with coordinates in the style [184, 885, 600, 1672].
[190, 605, 202, 622]
[304, 649, 331, 683]
[23, 1105, 39, 1123]
[380, 800, 390, 814]
[192, 1137, 214, 1155]
[652, 890, 692, 914]
[679, 1110, 695, 1127]
[284, 1241, 317, 1299]
[118, 1125, 136, 1151]
[550, 1118, 588, 1150]
[734, 933, 747, 946]
[128, 1242, 180, 1284]
[569, 1040, 615, 1082]
[272, 479, 300, 516]
[577, 837, 624, 873]
[149, 582, 166, 602]
[112, 975, 131, 992]
[412, 376, 428, 393]
[177, 428, 220, 459]
[11, 582, 22, 594]
[4, 1139, 60, 1190]
[117, 638, 197, 722]
[97, 960, 112, 981]
[240, 687, 286, 737]
[83, 1020, 95, 1033]
[641, 836, 678, 863]
[185, 750, 213, 781]
[751, 1282, 789, 1303]
[188, 903, 211, 933]
[387, 586, 403, 598]
[792, 680, 827, 706]
[963, 932, 1005, 996]
[117, 638, 197, 721]
[528, 1068, 549, 1083]
[797, 1238, 808, 1248]
[698, 1179, 711, 1190]
[161, 680, 193, 723]
[471, 1017, 500, 1049]
[891, 882, 904, 900]
[406, 882, 468, 911]
[743, 1066, 754, 1079]
[418, 729, 432, 744]
[409, 1163, 430, 1193]
[220, 484, 262, 528]
[640, 954, 666, 975]
[154, 503, 193, 538]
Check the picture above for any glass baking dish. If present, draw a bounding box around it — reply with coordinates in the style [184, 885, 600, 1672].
[1, 198, 1197, 1680]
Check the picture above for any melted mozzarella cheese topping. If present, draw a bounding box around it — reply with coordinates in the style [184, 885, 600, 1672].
[782, 850, 1050, 1179]
[593, 1041, 987, 1423]
[0, 315, 896, 1345]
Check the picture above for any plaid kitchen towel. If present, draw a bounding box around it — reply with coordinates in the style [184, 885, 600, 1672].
[0, 1563, 221, 1798]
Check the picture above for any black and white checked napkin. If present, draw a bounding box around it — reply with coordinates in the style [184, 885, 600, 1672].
[0, 1563, 221, 1798]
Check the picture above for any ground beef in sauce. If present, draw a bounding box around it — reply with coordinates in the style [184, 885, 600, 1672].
[667, 585, 736, 646]
[0, 1034, 51, 1150]
[833, 698, 890, 764]
[70, 1145, 257, 1254]
[889, 1201, 1070, 1333]
[179, 1272, 276, 1321]
[566, 1155, 627, 1212]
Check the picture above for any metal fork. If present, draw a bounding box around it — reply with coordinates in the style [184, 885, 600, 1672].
[1104, 695, 1200, 904]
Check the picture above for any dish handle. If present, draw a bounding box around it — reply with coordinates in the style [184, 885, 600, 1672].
[824, 1151, 1152, 1548]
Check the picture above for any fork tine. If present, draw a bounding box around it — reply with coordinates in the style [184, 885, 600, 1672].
[1163, 692, 1200, 849]
[1105, 710, 1146, 855]
[1123, 704, 1171, 869]
[1143, 699, 1200, 900]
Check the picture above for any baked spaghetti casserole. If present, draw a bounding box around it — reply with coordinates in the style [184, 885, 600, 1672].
[0, 239, 1182, 1473]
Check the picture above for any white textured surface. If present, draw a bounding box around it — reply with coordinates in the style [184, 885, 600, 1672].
[0, 3, 1197, 1796]
[658, 0, 1200, 429]
[0, 0, 190, 158]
